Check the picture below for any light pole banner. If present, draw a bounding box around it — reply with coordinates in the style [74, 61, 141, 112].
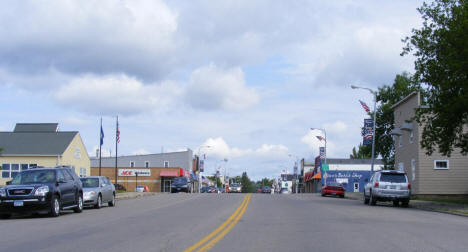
[199, 160, 204, 172]
[319, 147, 326, 160]
[362, 119, 374, 146]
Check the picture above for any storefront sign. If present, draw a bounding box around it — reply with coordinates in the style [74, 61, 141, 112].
[118, 169, 151, 177]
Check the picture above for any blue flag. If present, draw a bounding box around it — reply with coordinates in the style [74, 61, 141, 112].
[100, 125, 104, 146]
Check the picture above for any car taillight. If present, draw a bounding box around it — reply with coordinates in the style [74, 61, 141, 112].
[408, 184, 411, 189]
[374, 182, 379, 188]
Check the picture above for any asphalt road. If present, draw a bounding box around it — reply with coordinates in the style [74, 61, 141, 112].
[1, 193, 468, 252]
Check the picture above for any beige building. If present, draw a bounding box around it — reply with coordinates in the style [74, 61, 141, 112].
[0, 123, 90, 185]
[392, 92, 468, 195]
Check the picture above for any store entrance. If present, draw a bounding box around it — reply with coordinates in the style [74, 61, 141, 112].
[161, 179, 172, 192]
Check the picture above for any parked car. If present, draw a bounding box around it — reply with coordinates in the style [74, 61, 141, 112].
[80, 176, 116, 209]
[279, 188, 290, 194]
[0, 167, 83, 218]
[261, 186, 272, 194]
[229, 183, 242, 193]
[171, 177, 192, 193]
[135, 185, 149, 192]
[114, 183, 126, 191]
[321, 182, 345, 198]
[363, 170, 411, 207]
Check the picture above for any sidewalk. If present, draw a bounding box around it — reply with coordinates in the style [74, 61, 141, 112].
[345, 192, 468, 217]
[115, 192, 160, 200]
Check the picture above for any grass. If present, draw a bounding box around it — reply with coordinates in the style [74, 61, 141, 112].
[116, 190, 127, 194]
[412, 196, 468, 205]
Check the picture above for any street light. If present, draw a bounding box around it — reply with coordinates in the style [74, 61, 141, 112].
[351, 84, 377, 172]
[310, 127, 327, 164]
[197, 145, 211, 193]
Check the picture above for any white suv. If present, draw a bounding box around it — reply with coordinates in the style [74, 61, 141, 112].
[363, 170, 411, 207]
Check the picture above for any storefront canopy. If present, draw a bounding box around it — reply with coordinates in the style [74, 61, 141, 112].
[312, 172, 321, 180]
[160, 170, 178, 177]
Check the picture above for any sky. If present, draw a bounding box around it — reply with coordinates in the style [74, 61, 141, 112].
[0, 0, 424, 181]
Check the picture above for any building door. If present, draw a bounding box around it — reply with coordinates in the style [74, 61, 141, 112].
[163, 180, 171, 192]
[354, 182, 359, 192]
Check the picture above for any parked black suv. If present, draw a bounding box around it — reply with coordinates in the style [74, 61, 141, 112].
[0, 167, 83, 218]
[171, 177, 192, 193]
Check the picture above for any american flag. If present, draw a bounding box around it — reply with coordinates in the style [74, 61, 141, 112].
[316, 136, 326, 142]
[359, 100, 370, 113]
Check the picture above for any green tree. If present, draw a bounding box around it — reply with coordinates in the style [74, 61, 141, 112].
[349, 144, 371, 159]
[402, 0, 468, 156]
[259, 178, 274, 187]
[240, 172, 254, 193]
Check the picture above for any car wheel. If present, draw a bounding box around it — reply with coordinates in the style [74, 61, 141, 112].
[0, 214, 11, 219]
[393, 200, 399, 207]
[370, 191, 377, 206]
[363, 191, 369, 204]
[321, 193, 325, 197]
[108, 193, 116, 207]
[340, 195, 345, 198]
[74, 194, 83, 213]
[401, 199, 409, 207]
[49, 195, 60, 217]
[95, 194, 102, 209]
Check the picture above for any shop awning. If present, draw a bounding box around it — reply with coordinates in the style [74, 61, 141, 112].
[160, 170, 178, 177]
[312, 172, 321, 180]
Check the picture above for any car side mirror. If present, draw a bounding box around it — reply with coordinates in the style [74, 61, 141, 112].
[101, 183, 106, 187]
[6, 181, 11, 185]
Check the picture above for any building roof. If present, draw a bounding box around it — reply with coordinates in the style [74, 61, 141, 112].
[14, 123, 59, 132]
[391, 91, 418, 109]
[0, 131, 78, 156]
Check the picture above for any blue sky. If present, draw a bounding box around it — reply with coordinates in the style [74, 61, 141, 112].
[0, 0, 423, 180]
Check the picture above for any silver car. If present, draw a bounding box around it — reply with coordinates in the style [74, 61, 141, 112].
[80, 176, 116, 209]
[363, 170, 411, 207]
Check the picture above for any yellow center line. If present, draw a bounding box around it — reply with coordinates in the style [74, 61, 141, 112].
[184, 194, 251, 252]
[196, 194, 251, 252]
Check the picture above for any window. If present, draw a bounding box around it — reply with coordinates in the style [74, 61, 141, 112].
[130, 161, 135, 168]
[79, 168, 87, 177]
[398, 135, 402, 147]
[29, 164, 37, 168]
[11, 164, 19, 178]
[63, 170, 74, 181]
[434, 160, 449, 170]
[164, 161, 169, 168]
[21, 164, 29, 171]
[145, 161, 150, 168]
[2, 164, 10, 178]
[57, 170, 66, 182]
[409, 131, 414, 144]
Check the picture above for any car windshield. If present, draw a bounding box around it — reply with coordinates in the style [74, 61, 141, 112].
[80, 178, 100, 188]
[327, 182, 342, 187]
[380, 173, 407, 183]
[10, 170, 56, 185]
[174, 177, 188, 183]
[230, 183, 240, 187]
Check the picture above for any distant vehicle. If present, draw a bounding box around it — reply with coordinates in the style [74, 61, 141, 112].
[135, 185, 149, 192]
[363, 170, 410, 207]
[279, 188, 290, 194]
[0, 167, 83, 218]
[171, 177, 192, 193]
[207, 186, 218, 193]
[217, 187, 224, 193]
[257, 188, 262, 193]
[80, 176, 116, 209]
[321, 182, 345, 198]
[229, 183, 241, 193]
[114, 183, 126, 191]
[261, 186, 272, 194]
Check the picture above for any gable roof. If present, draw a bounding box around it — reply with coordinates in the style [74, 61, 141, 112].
[14, 123, 59, 132]
[0, 131, 78, 156]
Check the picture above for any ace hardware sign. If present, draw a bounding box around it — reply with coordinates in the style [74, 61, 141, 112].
[118, 169, 151, 177]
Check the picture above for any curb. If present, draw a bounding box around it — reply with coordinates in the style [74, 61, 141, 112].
[115, 192, 160, 201]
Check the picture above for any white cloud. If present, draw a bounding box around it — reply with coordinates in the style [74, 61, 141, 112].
[301, 130, 323, 151]
[53, 74, 181, 116]
[185, 64, 259, 111]
[324, 121, 348, 134]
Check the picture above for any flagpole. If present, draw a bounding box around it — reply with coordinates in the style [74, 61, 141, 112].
[99, 117, 102, 176]
[115, 116, 118, 185]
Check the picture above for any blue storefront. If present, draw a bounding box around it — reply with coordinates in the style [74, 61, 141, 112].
[321, 170, 371, 193]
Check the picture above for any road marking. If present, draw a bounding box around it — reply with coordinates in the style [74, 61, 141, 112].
[184, 194, 251, 252]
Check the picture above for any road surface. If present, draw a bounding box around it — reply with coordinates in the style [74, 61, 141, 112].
[1, 193, 468, 252]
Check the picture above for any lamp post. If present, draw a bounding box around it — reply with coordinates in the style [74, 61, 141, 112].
[310, 128, 327, 164]
[288, 154, 300, 193]
[351, 85, 377, 172]
[197, 145, 211, 193]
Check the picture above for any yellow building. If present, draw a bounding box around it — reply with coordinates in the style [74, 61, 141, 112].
[0, 123, 90, 185]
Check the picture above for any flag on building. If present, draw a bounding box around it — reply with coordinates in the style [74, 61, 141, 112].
[316, 136, 326, 142]
[359, 100, 370, 113]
